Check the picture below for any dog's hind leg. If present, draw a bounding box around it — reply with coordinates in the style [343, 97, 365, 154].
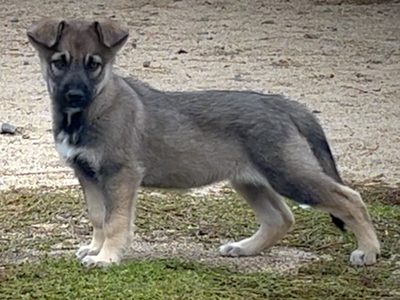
[76, 178, 106, 260]
[245, 126, 380, 265]
[220, 179, 295, 257]
[313, 180, 380, 265]
[260, 134, 380, 265]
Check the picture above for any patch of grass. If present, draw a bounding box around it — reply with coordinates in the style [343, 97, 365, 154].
[0, 255, 399, 300]
[0, 188, 84, 253]
[0, 183, 399, 299]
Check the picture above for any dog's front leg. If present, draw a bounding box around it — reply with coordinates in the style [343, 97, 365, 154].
[81, 169, 141, 267]
[76, 177, 106, 260]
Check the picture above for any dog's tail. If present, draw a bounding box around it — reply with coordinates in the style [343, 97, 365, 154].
[291, 115, 346, 231]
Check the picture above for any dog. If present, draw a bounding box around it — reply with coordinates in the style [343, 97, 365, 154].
[27, 18, 380, 267]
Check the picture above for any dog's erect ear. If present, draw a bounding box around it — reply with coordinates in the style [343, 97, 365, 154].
[27, 18, 65, 50]
[93, 19, 129, 52]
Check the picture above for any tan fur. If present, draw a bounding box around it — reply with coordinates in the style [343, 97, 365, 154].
[220, 180, 295, 256]
[75, 178, 105, 260]
[316, 184, 380, 265]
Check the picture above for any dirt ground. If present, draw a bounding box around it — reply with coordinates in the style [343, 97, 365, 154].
[0, 0, 400, 274]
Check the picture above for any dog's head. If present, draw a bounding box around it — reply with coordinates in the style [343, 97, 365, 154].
[27, 18, 129, 110]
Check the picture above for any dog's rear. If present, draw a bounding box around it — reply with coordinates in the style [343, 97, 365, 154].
[278, 100, 347, 230]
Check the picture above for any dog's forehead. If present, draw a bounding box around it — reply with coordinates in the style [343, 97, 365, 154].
[57, 20, 102, 58]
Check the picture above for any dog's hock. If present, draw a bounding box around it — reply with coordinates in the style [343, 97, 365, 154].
[27, 18, 65, 50]
[94, 20, 129, 51]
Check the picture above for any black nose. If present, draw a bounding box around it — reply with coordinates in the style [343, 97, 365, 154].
[66, 90, 85, 106]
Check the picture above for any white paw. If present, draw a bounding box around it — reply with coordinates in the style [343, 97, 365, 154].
[76, 245, 91, 260]
[75, 245, 101, 260]
[219, 242, 253, 257]
[350, 249, 377, 266]
[81, 255, 120, 268]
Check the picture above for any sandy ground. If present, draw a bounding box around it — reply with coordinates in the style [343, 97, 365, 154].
[0, 0, 399, 272]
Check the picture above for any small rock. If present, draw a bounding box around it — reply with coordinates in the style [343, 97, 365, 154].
[372, 86, 382, 92]
[143, 61, 151, 68]
[177, 49, 188, 54]
[23, 61, 29, 65]
[312, 110, 322, 114]
[1, 123, 16, 134]
[367, 59, 382, 64]
[131, 39, 138, 49]
[233, 74, 247, 82]
[261, 20, 275, 25]
[304, 33, 321, 39]
[10, 17, 19, 23]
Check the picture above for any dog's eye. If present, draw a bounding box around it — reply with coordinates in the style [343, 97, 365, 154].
[87, 58, 101, 72]
[52, 59, 66, 70]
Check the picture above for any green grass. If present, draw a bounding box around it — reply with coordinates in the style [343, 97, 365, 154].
[0, 183, 399, 299]
[1, 256, 397, 300]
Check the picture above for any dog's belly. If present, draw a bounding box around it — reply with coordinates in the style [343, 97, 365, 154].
[140, 164, 234, 189]
[140, 171, 226, 189]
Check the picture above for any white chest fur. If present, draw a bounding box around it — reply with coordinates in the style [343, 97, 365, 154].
[55, 132, 100, 170]
[55, 132, 79, 164]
